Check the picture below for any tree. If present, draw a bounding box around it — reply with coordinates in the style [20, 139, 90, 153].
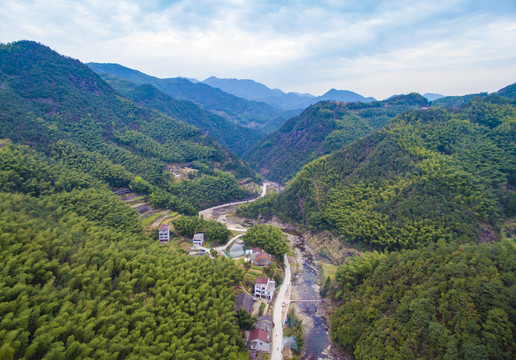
[236, 309, 256, 330]
[242, 224, 288, 257]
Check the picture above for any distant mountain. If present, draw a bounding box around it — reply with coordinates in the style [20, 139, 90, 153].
[96, 72, 264, 156]
[201, 76, 375, 110]
[244, 93, 429, 184]
[430, 83, 516, 107]
[318, 88, 375, 102]
[423, 92, 445, 101]
[431, 92, 489, 107]
[87, 63, 284, 132]
[202, 76, 285, 102]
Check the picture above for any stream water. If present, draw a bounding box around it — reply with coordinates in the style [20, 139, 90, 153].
[290, 234, 337, 360]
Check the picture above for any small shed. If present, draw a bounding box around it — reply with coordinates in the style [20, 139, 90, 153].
[228, 242, 245, 258]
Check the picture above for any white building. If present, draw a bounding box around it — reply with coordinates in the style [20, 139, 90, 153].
[248, 329, 270, 353]
[159, 224, 169, 244]
[254, 277, 275, 300]
[192, 233, 205, 247]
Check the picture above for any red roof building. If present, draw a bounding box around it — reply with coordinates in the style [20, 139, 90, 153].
[248, 329, 270, 352]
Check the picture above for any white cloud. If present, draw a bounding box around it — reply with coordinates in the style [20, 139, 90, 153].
[0, 0, 515, 98]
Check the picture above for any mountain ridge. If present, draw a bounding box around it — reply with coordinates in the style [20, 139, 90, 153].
[95, 72, 264, 156]
[87, 62, 285, 132]
[245, 93, 430, 183]
[201, 76, 375, 110]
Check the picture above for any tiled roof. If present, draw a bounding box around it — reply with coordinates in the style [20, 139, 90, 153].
[249, 329, 268, 343]
[235, 293, 254, 313]
[257, 315, 273, 323]
[256, 277, 268, 284]
[159, 224, 169, 230]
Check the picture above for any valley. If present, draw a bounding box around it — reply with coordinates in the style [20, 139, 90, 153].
[199, 182, 342, 360]
[0, 39, 514, 360]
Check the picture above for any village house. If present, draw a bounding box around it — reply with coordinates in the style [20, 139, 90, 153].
[234, 293, 254, 313]
[247, 328, 270, 353]
[158, 224, 170, 244]
[192, 233, 204, 247]
[255, 315, 274, 334]
[252, 250, 271, 267]
[254, 277, 275, 300]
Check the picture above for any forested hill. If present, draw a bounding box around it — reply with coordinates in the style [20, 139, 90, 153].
[97, 72, 264, 156]
[0, 40, 251, 359]
[239, 95, 515, 250]
[430, 82, 516, 108]
[238, 94, 516, 359]
[245, 93, 429, 184]
[0, 40, 258, 213]
[87, 62, 284, 132]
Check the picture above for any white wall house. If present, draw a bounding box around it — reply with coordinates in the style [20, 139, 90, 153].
[193, 233, 204, 247]
[159, 224, 169, 244]
[254, 277, 275, 300]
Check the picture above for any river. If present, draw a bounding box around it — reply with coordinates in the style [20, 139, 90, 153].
[288, 232, 339, 360]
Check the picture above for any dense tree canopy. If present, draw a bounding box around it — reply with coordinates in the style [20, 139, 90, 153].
[173, 216, 231, 245]
[97, 75, 265, 157]
[330, 240, 515, 360]
[0, 41, 256, 214]
[239, 97, 516, 250]
[245, 94, 429, 183]
[242, 224, 288, 257]
[0, 41, 258, 359]
[0, 145, 245, 359]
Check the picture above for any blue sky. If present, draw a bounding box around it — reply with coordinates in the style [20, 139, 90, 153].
[1, 0, 515, 99]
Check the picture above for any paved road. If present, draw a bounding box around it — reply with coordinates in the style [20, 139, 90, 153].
[196, 181, 291, 359]
[271, 254, 291, 360]
[198, 182, 267, 219]
[193, 183, 268, 256]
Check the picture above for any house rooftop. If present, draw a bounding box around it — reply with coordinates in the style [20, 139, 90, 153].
[235, 293, 254, 313]
[257, 315, 273, 323]
[249, 329, 268, 343]
[193, 233, 204, 240]
[159, 224, 169, 230]
[256, 277, 269, 284]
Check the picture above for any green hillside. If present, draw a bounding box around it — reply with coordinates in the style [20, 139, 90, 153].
[239, 96, 515, 250]
[0, 41, 255, 359]
[97, 73, 264, 156]
[330, 240, 515, 359]
[238, 94, 515, 359]
[245, 93, 429, 184]
[0, 41, 257, 213]
[430, 82, 516, 108]
[0, 145, 244, 359]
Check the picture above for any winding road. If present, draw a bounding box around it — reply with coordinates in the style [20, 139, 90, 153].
[197, 182, 291, 359]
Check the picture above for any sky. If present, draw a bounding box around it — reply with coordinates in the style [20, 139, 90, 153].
[1, 0, 515, 99]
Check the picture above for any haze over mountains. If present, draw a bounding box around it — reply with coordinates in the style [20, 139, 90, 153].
[87, 62, 285, 133]
[201, 76, 376, 110]
[87, 63, 380, 117]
